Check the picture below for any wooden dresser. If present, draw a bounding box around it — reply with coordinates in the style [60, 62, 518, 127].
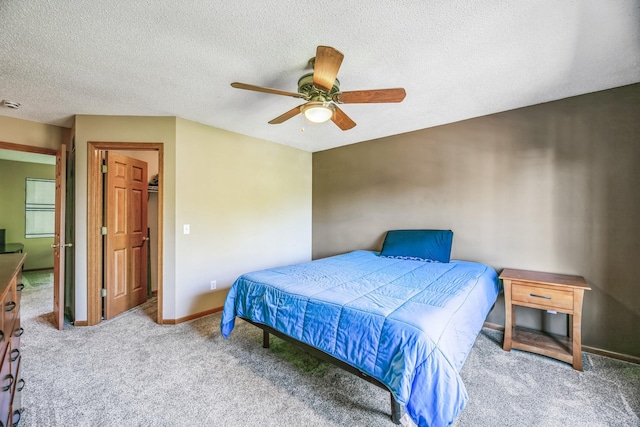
[0, 254, 25, 427]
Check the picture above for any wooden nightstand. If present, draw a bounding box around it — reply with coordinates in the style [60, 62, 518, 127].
[500, 268, 590, 370]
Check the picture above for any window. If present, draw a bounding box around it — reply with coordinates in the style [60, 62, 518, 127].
[25, 178, 55, 238]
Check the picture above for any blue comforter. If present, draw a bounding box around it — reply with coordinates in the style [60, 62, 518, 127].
[221, 250, 500, 427]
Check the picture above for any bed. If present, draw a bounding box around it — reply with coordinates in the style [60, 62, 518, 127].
[220, 230, 500, 427]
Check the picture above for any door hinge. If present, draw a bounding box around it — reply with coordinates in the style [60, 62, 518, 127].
[101, 164, 108, 173]
[101, 226, 107, 235]
[100, 289, 107, 298]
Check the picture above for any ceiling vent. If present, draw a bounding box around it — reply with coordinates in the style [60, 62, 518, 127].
[2, 100, 21, 109]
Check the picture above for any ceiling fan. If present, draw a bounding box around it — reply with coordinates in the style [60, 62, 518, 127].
[230, 46, 406, 130]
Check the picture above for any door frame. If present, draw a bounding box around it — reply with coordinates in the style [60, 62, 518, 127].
[0, 141, 57, 157]
[87, 141, 164, 326]
[53, 143, 67, 330]
[0, 140, 60, 319]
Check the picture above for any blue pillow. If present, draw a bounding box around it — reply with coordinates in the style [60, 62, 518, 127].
[379, 229, 453, 263]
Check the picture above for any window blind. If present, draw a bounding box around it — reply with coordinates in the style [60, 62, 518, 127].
[25, 178, 55, 238]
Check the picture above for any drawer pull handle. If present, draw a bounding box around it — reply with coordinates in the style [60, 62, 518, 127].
[3, 374, 14, 391]
[12, 408, 21, 426]
[5, 301, 16, 312]
[14, 328, 24, 338]
[11, 349, 19, 362]
[16, 283, 24, 292]
[17, 378, 25, 392]
[530, 293, 552, 300]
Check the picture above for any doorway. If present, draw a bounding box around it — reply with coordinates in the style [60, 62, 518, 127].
[0, 140, 70, 326]
[87, 142, 164, 325]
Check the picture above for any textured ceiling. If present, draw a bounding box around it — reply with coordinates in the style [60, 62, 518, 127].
[1, 1, 639, 152]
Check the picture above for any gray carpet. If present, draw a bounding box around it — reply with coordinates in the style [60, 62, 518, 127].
[19, 271, 640, 426]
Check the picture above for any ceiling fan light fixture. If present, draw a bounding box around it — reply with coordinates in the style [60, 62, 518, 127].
[302, 101, 334, 123]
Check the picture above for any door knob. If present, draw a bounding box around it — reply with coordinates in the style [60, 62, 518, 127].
[142, 237, 150, 242]
[51, 243, 73, 248]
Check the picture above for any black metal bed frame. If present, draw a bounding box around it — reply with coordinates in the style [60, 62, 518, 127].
[241, 317, 404, 424]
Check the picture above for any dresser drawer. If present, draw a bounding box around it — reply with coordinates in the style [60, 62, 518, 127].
[11, 315, 21, 359]
[0, 346, 12, 427]
[0, 253, 25, 425]
[511, 281, 573, 310]
[10, 355, 23, 427]
[0, 287, 8, 361]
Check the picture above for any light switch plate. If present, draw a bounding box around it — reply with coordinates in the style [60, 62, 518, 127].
[183, 224, 190, 234]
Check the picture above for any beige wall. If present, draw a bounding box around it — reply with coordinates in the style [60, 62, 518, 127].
[0, 159, 55, 269]
[0, 116, 62, 150]
[74, 115, 177, 320]
[174, 118, 312, 318]
[0, 117, 61, 270]
[74, 115, 312, 321]
[2, 114, 312, 323]
[313, 83, 640, 358]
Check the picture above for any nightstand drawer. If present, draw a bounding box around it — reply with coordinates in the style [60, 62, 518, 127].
[511, 282, 573, 310]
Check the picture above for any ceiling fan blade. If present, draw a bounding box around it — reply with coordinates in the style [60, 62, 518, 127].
[331, 106, 356, 130]
[334, 88, 406, 104]
[313, 46, 344, 92]
[268, 104, 304, 124]
[231, 82, 306, 99]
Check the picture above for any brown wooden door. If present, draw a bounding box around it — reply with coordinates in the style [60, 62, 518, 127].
[104, 152, 148, 319]
[52, 144, 67, 330]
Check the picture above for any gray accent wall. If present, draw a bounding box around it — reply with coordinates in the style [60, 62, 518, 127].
[312, 83, 640, 358]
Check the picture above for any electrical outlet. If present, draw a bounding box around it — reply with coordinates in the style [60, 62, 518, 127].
[183, 224, 190, 234]
[210, 280, 217, 290]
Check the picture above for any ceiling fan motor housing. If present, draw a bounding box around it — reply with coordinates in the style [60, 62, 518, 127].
[297, 72, 340, 101]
